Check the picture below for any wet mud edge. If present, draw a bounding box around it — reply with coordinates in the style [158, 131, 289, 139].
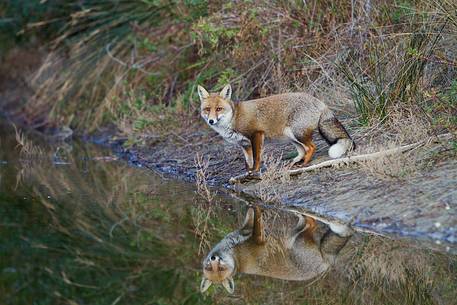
[103, 133, 457, 256]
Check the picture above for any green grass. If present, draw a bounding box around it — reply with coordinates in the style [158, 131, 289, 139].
[339, 3, 454, 127]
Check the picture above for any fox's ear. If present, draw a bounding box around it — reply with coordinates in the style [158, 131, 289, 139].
[222, 277, 235, 294]
[219, 84, 232, 100]
[200, 278, 212, 293]
[197, 85, 209, 101]
[240, 207, 255, 235]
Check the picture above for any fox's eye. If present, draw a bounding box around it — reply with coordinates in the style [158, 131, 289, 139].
[216, 107, 223, 112]
[204, 107, 211, 112]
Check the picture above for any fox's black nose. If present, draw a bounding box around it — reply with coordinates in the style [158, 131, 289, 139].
[210, 256, 216, 261]
[209, 119, 214, 125]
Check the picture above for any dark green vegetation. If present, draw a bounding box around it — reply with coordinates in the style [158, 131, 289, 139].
[1, 0, 456, 135]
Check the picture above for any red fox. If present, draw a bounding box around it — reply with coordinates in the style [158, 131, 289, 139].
[198, 84, 355, 173]
[200, 206, 352, 294]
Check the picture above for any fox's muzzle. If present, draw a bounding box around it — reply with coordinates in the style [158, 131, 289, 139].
[204, 259, 228, 273]
[201, 255, 235, 294]
[207, 115, 220, 125]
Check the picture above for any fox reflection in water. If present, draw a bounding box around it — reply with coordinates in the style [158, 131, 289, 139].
[201, 206, 352, 293]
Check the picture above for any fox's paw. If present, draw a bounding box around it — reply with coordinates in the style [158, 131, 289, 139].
[247, 170, 260, 177]
[290, 160, 302, 167]
[229, 171, 261, 184]
[290, 160, 307, 169]
[329, 222, 353, 237]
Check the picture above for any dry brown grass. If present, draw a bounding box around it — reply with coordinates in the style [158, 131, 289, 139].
[11, 125, 46, 189]
[358, 106, 432, 179]
[194, 152, 216, 203]
[13, 124, 44, 159]
[259, 208, 297, 262]
[358, 144, 419, 179]
[334, 235, 457, 305]
[253, 154, 292, 203]
[344, 236, 433, 287]
[2, 0, 454, 157]
[192, 153, 216, 255]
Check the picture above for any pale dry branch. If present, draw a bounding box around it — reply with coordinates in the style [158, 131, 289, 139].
[288, 133, 452, 176]
[229, 133, 453, 183]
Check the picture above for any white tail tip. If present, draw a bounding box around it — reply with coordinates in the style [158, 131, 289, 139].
[329, 222, 353, 237]
[328, 142, 347, 159]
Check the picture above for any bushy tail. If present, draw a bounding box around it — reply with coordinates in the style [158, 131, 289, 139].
[318, 110, 355, 159]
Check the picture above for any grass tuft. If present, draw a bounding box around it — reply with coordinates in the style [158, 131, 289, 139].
[2, 0, 456, 136]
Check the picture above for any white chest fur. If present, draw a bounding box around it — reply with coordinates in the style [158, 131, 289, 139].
[211, 125, 249, 145]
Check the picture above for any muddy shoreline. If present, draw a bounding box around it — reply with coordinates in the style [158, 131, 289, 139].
[93, 125, 456, 255]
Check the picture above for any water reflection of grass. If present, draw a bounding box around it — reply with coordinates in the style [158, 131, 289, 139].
[1, 137, 456, 305]
[1, 144, 221, 304]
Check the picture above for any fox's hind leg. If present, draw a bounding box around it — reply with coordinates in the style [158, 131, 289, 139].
[284, 127, 309, 166]
[290, 142, 307, 165]
[303, 216, 317, 243]
[288, 215, 318, 249]
[300, 129, 316, 164]
[287, 214, 306, 249]
[240, 143, 254, 172]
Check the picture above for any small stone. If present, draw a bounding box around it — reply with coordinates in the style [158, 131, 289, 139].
[434, 222, 441, 228]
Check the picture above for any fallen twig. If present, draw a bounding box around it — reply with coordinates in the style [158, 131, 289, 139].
[288, 133, 453, 176]
[229, 133, 453, 183]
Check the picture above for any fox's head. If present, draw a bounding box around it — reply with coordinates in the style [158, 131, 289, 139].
[200, 207, 265, 294]
[200, 246, 236, 294]
[197, 84, 234, 128]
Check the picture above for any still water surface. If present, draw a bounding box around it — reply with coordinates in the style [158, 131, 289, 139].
[0, 123, 455, 305]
